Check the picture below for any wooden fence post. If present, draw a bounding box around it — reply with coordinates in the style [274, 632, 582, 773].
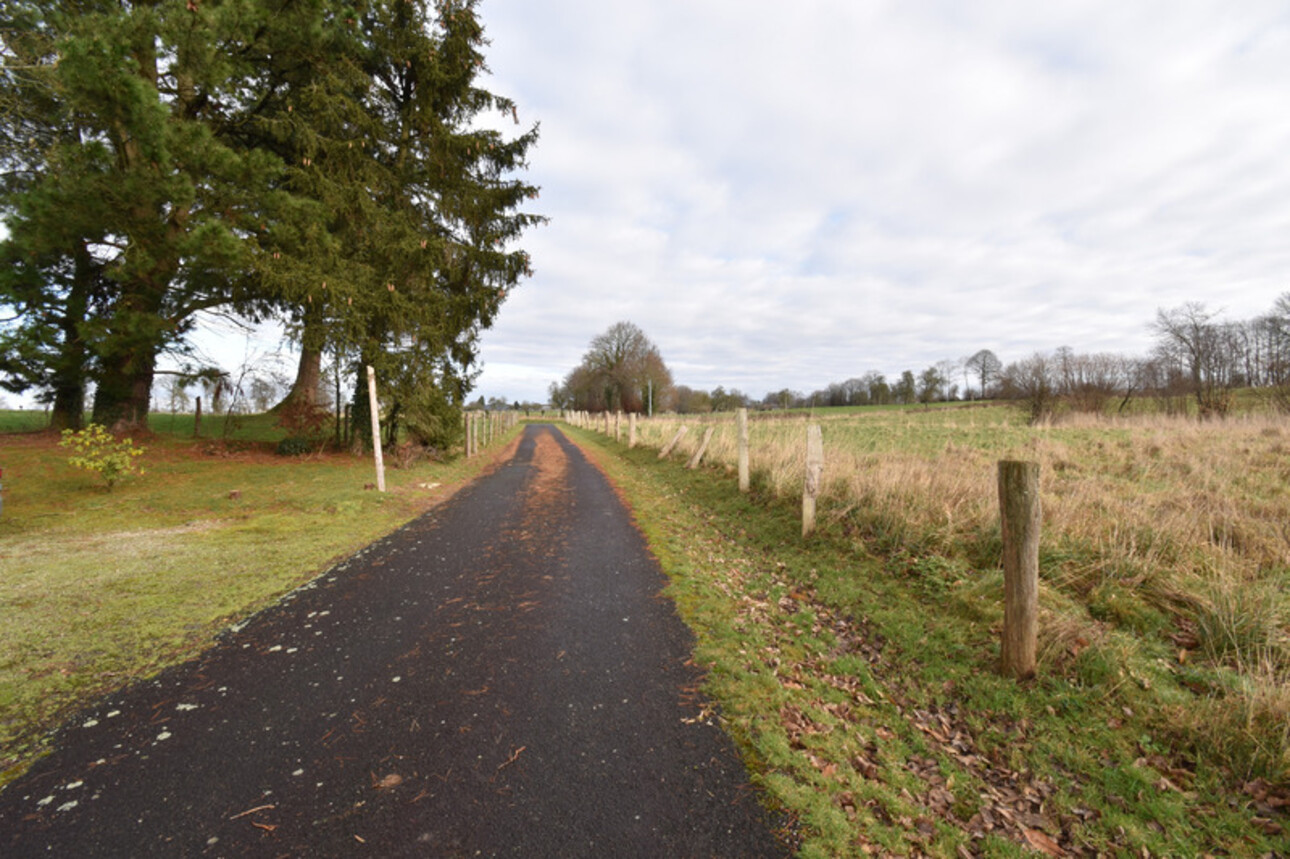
[658, 426, 688, 459]
[615, 411, 621, 442]
[366, 365, 386, 492]
[687, 427, 715, 469]
[802, 424, 823, 537]
[998, 460, 1040, 680]
[194, 396, 202, 439]
[629, 413, 637, 448]
[737, 408, 749, 492]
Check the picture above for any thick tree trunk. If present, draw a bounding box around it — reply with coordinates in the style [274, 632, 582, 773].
[92, 349, 156, 434]
[277, 343, 323, 410]
[47, 244, 95, 432]
[48, 377, 85, 433]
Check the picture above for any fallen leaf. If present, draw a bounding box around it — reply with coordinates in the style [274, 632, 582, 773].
[1023, 827, 1066, 857]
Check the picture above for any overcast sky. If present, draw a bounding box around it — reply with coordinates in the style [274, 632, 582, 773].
[456, 0, 1290, 404]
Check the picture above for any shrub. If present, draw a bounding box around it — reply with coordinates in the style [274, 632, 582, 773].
[276, 398, 331, 442]
[275, 436, 314, 457]
[59, 424, 146, 491]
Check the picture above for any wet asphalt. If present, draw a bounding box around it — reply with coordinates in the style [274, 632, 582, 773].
[0, 424, 788, 857]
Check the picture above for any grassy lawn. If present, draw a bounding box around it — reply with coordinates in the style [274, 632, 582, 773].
[0, 415, 519, 787]
[566, 421, 1288, 857]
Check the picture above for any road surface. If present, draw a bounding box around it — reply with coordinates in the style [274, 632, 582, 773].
[0, 424, 788, 857]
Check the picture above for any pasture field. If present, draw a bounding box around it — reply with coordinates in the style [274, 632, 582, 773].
[569, 409, 1290, 855]
[0, 415, 518, 786]
[630, 404, 1290, 780]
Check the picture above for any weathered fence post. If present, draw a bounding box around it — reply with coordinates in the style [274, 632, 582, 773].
[629, 413, 638, 448]
[737, 408, 750, 492]
[802, 424, 823, 538]
[193, 396, 202, 438]
[998, 460, 1041, 680]
[687, 427, 715, 469]
[614, 411, 622, 442]
[366, 365, 386, 492]
[658, 426, 688, 459]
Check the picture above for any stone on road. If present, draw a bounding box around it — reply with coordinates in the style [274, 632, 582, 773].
[0, 424, 787, 857]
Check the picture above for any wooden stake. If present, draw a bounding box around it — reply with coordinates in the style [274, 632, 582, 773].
[366, 366, 386, 492]
[737, 408, 750, 492]
[802, 424, 823, 538]
[658, 426, 688, 458]
[687, 427, 715, 469]
[998, 460, 1040, 679]
[629, 413, 638, 448]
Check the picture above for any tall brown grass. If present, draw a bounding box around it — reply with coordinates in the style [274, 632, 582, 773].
[626, 406, 1290, 778]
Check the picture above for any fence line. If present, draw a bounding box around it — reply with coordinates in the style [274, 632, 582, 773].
[462, 410, 519, 458]
[563, 407, 1051, 679]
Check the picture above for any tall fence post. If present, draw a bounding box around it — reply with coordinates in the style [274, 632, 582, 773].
[366, 365, 386, 492]
[998, 460, 1040, 679]
[737, 408, 750, 492]
[629, 413, 638, 448]
[802, 424, 823, 538]
[194, 396, 202, 439]
[614, 411, 622, 443]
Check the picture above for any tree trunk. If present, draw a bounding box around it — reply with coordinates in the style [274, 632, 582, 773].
[92, 348, 156, 433]
[48, 375, 85, 432]
[277, 343, 323, 410]
[48, 244, 96, 432]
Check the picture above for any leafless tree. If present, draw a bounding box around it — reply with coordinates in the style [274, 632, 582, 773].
[1001, 352, 1058, 424]
[1152, 303, 1238, 417]
[964, 349, 1002, 400]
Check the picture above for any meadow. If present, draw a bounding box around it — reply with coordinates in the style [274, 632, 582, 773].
[627, 404, 1290, 784]
[565, 405, 1290, 855]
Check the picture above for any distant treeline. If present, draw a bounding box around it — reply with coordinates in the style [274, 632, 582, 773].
[667, 297, 1290, 420]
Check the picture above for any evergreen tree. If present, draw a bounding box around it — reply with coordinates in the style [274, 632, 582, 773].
[0, 0, 541, 432]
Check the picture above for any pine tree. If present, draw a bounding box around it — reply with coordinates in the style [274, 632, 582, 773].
[1, 0, 285, 430]
[1, 0, 541, 432]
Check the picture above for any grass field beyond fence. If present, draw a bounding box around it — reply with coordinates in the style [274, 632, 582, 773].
[623, 404, 1290, 784]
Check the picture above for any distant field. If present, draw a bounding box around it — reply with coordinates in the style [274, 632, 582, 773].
[626, 402, 1290, 782]
[0, 409, 295, 441]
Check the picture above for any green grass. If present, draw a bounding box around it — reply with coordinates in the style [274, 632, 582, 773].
[0, 410, 52, 434]
[0, 418, 519, 787]
[566, 424, 1287, 857]
[0, 408, 303, 441]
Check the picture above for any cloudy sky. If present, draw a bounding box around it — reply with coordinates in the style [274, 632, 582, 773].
[459, 0, 1290, 404]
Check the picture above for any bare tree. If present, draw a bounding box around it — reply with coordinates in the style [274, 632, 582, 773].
[1001, 352, 1058, 424]
[1152, 303, 1237, 417]
[965, 349, 1002, 399]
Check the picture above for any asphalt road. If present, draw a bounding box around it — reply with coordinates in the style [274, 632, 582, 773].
[0, 424, 788, 857]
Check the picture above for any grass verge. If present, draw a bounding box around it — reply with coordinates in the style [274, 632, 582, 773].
[567, 425, 1288, 858]
[0, 423, 519, 788]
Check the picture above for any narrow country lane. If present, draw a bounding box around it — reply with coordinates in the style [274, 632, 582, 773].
[0, 424, 787, 858]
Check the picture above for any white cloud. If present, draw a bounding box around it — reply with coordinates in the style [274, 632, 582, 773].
[468, 0, 1290, 403]
[133, 1, 1289, 408]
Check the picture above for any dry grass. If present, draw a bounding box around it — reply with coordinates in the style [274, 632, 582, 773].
[624, 405, 1290, 779]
